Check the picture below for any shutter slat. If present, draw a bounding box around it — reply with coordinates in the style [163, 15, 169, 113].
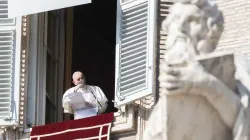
[121, 81, 146, 93]
[121, 35, 147, 48]
[0, 92, 11, 95]
[122, 30, 147, 42]
[122, 26, 147, 38]
[121, 79, 146, 91]
[121, 64, 147, 77]
[0, 102, 10, 104]
[122, 15, 147, 28]
[0, 99, 10, 103]
[122, 7, 147, 19]
[0, 112, 10, 115]
[121, 57, 146, 70]
[0, 65, 11, 68]
[121, 84, 146, 96]
[121, 60, 145, 73]
[122, 12, 147, 25]
[0, 55, 11, 57]
[0, 73, 11, 75]
[0, 78, 10, 80]
[0, 107, 10, 109]
[121, 34, 147, 47]
[121, 64, 145, 76]
[121, 68, 146, 79]
[0, 87, 11, 92]
[121, 50, 146, 61]
[121, 40, 146, 51]
[0, 69, 12, 71]
[121, 45, 146, 56]
[122, 21, 147, 33]
[122, 2, 147, 14]
[0, 81, 11, 84]
[0, 97, 10, 99]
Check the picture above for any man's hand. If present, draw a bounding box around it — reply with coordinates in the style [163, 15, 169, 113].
[159, 60, 210, 95]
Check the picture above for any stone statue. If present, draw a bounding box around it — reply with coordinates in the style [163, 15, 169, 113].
[143, 0, 250, 140]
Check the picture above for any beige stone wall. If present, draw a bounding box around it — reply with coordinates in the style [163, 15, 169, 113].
[158, 0, 250, 59]
[158, 0, 250, 56]
[215, 0, 250, 56]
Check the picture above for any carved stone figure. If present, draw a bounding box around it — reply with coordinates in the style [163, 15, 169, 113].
[143, 0, 250, 140]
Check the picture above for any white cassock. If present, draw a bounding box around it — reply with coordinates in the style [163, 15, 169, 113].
[62, 85, 108, 120]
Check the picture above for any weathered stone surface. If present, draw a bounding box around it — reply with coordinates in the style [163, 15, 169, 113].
[143, 0, 250, 140]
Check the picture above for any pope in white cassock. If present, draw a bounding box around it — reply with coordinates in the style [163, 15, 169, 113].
[62, 71, 108, 120]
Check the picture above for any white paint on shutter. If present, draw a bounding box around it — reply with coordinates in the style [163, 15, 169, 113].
[0, 0, 14, 25]
[115, 0, 156, 107]
[0, 30, 13, 119]
[120, 1, 148, 96]
[0, 0, 21, 125]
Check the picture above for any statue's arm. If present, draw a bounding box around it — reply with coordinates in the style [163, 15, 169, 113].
[161, 60, 241, 129]
[193, 74, 241, 129]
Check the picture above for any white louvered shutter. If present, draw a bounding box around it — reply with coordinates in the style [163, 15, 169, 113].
[0, 0, 21, 123]
[114, 0, 156, 107]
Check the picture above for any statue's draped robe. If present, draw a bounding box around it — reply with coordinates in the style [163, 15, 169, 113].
[143, 55, 250, 140]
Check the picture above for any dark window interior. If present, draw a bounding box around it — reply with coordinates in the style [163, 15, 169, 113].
[71, 0, 118, 117]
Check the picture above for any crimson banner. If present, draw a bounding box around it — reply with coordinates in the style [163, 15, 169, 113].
[30, 113, 114, 140]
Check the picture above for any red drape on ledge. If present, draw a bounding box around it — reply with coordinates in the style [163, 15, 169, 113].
[30, 113, 114, 140]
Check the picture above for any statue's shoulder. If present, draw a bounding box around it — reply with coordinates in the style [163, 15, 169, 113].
[235, 54, 250, 79]
[235, 54, 250, 73]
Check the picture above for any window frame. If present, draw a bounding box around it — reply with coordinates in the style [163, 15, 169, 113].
[25, 10, 66, 128]
[8, 0, 91, 18]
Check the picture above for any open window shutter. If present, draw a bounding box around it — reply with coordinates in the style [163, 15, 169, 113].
[115, 0, 156, 107]
[0, 0, 20, 122]
[8, 0, 91, 18]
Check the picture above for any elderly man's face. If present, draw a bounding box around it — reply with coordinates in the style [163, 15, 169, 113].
[166, 3, 208, 53]
[72, 72, 85, 86]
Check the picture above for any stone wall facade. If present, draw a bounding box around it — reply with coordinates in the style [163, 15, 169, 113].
[216, 0, 250, 57]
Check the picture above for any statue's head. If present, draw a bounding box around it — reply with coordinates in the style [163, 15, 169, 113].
[162, 0, 224, 56]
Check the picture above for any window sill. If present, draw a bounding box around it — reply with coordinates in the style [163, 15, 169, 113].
[111, 104, 136, 133]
